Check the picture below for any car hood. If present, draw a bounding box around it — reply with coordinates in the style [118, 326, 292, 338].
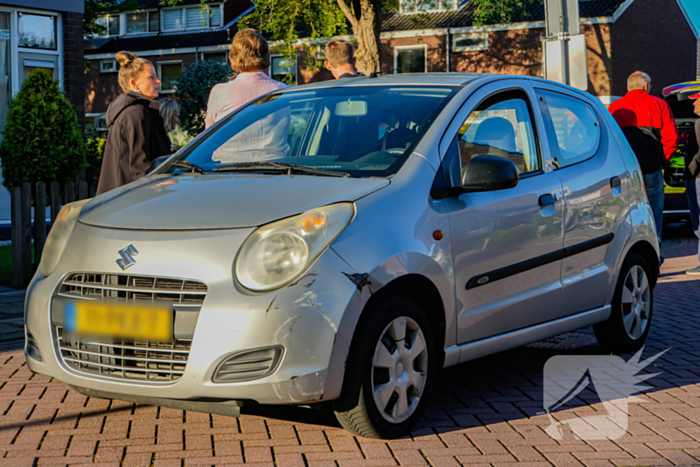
[79, 174, 390, 230]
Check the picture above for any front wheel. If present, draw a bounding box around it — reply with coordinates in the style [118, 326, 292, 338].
[333, 295, 435, 439]
[594, 252, 653, 353]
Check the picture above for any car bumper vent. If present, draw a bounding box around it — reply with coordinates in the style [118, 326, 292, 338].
[213, 346, 284, 383]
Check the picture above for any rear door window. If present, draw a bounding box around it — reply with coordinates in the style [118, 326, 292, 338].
[536, 89, 601, 169]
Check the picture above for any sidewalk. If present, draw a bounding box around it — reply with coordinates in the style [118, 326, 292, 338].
[0, 231, 698, 466]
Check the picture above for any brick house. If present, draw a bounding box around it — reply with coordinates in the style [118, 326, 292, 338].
[0, 0, 84, 233]
[84, 0, 698, 136]
[84, 0, 255, 136]
[363, 0, 698, 103]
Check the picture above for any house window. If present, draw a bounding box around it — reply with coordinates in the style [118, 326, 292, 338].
[100, 59, 118, 73]
[270, 56, 296, 84]
[149, 11, 160, 32]
[162, 4, 222, 32]
[162, 9, 184, 32]
[159, 62, 183, 92]
[126, 12, 148, 34]
[453, 32, 488, 52]
[394, 46, 426, 73]
[210, 7, 221, 27]
[202, 52, 227, 64]
[18, 13, 57, 50]
[400, 0, 453, 13]
[95, 15, 120, 37]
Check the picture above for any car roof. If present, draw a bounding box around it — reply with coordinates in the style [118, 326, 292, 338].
[285, 72, 484, 90]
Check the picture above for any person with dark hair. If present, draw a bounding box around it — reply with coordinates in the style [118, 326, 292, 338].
[97, 51, 170, 195]
[324, 40, 364, 79]
[205, 29, 286, 129]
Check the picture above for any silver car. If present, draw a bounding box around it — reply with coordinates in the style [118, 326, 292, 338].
[25, 74, 660, 439]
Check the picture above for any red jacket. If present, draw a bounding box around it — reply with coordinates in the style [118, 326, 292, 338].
[609, 90, 678, 174]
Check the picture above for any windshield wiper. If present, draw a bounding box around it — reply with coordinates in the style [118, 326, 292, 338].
[214, 161, 350, 178]
[170, 161, 206, 174]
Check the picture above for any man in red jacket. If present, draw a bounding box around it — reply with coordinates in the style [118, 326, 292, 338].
[609, 71, 678, 247]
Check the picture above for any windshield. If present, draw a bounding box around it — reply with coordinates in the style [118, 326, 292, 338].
[165, 85, 459, 178]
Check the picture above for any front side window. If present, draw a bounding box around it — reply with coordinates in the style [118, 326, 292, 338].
[126, 12, 148, 34]
[166, 86, 458, 178]
[159, 62, 182, 92]
[18, 13, 56, 50]
[536, 89, 601, 169]
[396, 47, 426, 73]
[450, 91, 542, 184]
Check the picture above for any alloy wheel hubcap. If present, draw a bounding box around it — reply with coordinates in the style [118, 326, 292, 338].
[621, 265, 651, 340]
[371, 316, 429, 424]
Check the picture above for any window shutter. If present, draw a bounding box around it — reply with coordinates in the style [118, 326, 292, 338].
[210, 6, 221, 27]
[186, 8, 207, 29]
[163, 9, 183, 31]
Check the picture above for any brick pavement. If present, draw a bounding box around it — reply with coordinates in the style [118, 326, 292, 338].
[0, 228, 699, 466]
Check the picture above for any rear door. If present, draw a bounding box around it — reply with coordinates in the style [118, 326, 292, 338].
[534, 84, 628, 316]
[441, 80, 566, 345]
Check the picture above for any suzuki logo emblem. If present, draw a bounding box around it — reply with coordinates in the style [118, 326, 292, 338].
[116, 244, 139, 270]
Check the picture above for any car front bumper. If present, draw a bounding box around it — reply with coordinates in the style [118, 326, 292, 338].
[25, 221, 363, 405]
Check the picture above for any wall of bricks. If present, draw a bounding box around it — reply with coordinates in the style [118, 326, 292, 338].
[610, 0, 696, 97]
[62, 12, 85, 128]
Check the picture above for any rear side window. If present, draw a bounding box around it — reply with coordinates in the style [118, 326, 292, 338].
[536, 89, 601, 169]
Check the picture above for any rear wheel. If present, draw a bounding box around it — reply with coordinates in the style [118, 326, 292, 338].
[594, 252, 653, 353]
[333, 295, 435, 439]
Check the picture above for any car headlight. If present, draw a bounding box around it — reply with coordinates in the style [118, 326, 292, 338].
[39, 199, 91, 277]
[235, 203, 355, 292]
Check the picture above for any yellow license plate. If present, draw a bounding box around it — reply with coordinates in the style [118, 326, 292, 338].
[64, 301, 173, 342]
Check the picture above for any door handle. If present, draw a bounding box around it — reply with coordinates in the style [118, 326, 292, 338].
[610, 177, 621, 189]
[539, 194, 556, 207]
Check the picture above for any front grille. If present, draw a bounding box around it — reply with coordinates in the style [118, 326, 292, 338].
[57, 272, 207, 305]
[52, 273, 207, 383]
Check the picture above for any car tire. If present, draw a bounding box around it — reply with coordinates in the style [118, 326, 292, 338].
[333, 295, 435, 439]
[594, 252, 653, 353]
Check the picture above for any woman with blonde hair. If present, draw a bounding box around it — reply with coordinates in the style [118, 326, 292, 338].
[205, 29, 286, 128]
[97, 51, 171, 195]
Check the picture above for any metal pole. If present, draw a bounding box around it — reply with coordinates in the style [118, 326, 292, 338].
[560, 0, 570, 86]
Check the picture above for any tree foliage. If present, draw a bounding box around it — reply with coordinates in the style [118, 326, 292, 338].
[175, 60, 235, 137]
[0, 70, 86, 188]
[472, 0, 538, 27]
[241, 0, 529, 76]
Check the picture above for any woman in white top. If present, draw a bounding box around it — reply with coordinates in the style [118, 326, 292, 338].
[205, 29, 289, 163]
[205, 29, 286, 128]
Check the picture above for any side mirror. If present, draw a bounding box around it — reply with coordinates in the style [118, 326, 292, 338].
[431, 155, 519, 199]
[461, 155, 519, 192]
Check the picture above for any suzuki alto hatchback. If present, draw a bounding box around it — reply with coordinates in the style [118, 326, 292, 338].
[25, 74, 660, 439]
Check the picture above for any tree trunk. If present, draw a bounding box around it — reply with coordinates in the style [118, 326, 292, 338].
[337, 0, 382, 75]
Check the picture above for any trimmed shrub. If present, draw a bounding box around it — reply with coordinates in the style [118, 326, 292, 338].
[0, 69, 86, 188]
[175, 60, 235, 137]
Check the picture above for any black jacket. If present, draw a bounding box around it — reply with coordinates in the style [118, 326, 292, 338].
[97, 92, 170, 195]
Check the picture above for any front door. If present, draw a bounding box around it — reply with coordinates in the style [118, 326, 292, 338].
[440, 82, 565, 345]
